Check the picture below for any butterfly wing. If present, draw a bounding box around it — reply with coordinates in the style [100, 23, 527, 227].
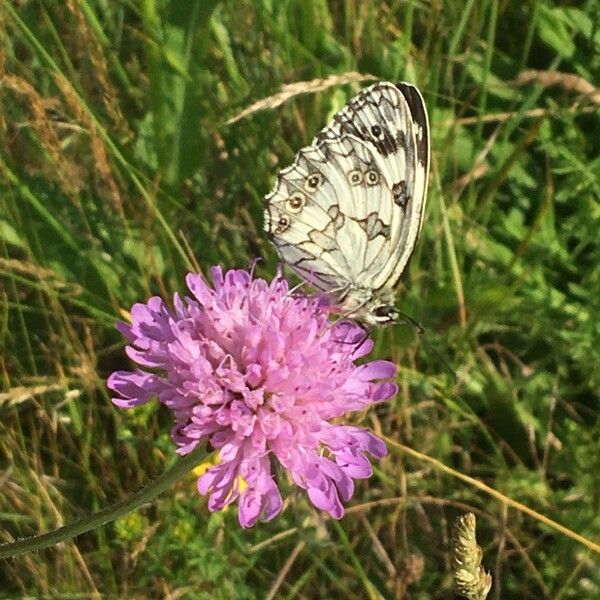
[264, 81, 429, 300]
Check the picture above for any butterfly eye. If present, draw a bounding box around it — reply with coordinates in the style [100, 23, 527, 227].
[348, 170, 363, 185]
[275, 214, 291, 233]
[304, 173, 323, 191]
[370, 124, 383, 138]
[372, 305, 397, 320]
[365, 170, 380, 186]
[286, 192, 306, 213]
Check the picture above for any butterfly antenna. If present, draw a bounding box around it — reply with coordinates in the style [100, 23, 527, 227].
[248, 257, 262, 279]
[396, 311, 457, 381]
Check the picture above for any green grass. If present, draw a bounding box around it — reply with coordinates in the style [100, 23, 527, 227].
[1, 0, 600, 597]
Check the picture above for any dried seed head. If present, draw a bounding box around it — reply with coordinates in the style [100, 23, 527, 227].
[451, 513, 492, 600]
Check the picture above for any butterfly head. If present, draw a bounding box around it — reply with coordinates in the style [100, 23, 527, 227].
[342, 288, 400, 327]
[366, 303, 400, 326]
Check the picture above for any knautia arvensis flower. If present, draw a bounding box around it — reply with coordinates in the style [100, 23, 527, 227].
[108, 265, 397, 527]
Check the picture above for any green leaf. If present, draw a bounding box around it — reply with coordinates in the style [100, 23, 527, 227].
[538, 6, 576, 58]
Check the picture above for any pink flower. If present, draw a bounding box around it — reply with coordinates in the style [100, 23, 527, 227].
[108, 266, 397, 527]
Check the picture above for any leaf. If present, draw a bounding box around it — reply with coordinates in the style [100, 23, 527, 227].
[537, 6, 576, 58]
[0, 219, 27, 250]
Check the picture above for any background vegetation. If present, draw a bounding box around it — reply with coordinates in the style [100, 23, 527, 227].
[1, 0, 599, 597]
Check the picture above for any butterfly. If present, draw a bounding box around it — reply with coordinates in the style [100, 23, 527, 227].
[263, 81, 430, 327]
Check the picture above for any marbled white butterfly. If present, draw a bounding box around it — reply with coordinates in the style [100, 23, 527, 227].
[264, 81, 430, 327]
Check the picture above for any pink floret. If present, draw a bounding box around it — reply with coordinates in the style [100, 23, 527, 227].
[108, 266, 397, 527]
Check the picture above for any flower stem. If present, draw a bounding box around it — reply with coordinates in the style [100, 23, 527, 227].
[386, 437, 600, 554]
[0, 446, 207, 560]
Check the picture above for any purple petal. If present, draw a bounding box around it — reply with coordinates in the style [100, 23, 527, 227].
[307, 485, 344, 519]
[186, 273, 214, 306]
[325, 426, 388, 459]
[318, 457, 354, 501]
[116, 320, 134, 341]
[130, 298, 173, 341]
[208, 485, 238, 511]
[174, 439, 200, 455]
[107, 370, 166, 408]
[173, 292, 186, 319]
[335, 449, 373, 479]
[238, 489, 263, 528]
[352, 337, 374, 358]
[197, 462, 237, 500]
[373, 382, 398, 401]
[356, 360, 397, 381]
[227, 268, 250, 288]
[238, 460, 282, 527]
[359, 432, 387, 458]
[210, 266, 224, 292]
[261, 483, 283, 522]
[125, 344, 166, 368]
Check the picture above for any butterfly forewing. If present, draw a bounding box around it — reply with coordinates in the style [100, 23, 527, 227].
[264, 81, 430, 320]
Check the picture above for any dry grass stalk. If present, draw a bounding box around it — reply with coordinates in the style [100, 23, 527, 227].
[0, 383, 66, 407]
[53, 72, 124, 216]
[0, 9, 5, 79]
[226, 71, 377, 124]
[65, 0, 129, 136]
[394, 553, 425, 598]
[515, 69, 600, 105]
[446, 104, 596, 127]
[0, 257, 83, 294]
[1, 74, 82, 202]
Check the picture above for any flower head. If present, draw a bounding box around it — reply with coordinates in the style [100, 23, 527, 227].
[108, 266, 397, 527]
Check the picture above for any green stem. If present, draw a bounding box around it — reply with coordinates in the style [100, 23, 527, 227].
[78, 0, 137, 94]
[331, 520, 381, 600]
[141, 0, 169, 169]
[2, 0, 192, 271]
[386, 437, 600, 555]
[0, 445, 207, 559]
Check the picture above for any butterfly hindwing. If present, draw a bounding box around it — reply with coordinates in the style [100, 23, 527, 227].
[264, 81, 430, 319]
[264, 136, 389, 291]
[263, 144, 351, 292]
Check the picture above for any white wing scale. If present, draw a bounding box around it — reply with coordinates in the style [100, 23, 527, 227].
[263, 81, 430, 325]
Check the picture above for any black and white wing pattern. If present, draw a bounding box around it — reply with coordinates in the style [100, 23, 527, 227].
[263, 81, 430, 326]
